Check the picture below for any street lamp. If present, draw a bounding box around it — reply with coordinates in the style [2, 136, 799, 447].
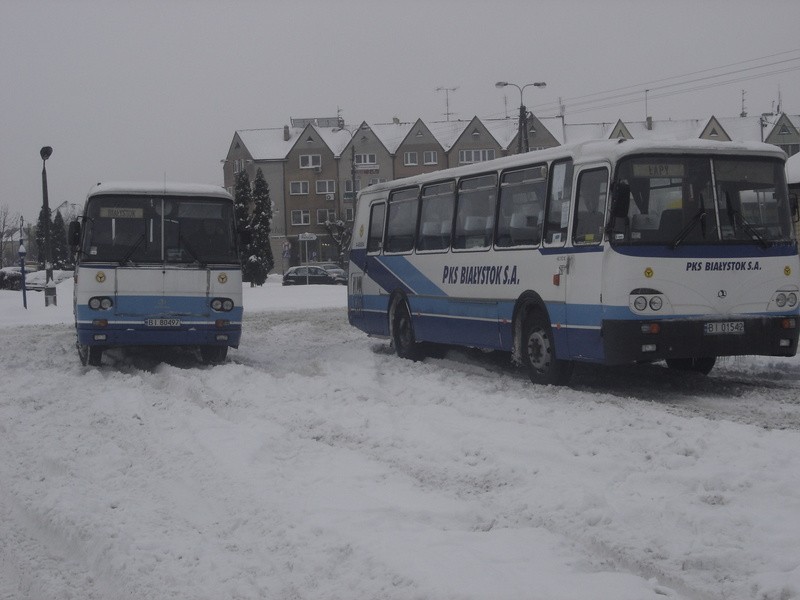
[495, 81, 546, 153]
[18, 237, 27, 310]
[40, 145, 56, 307]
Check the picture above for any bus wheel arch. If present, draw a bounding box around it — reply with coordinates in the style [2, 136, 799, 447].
[389, 292, 422, 361]
[511, 292, 546, 366]
[513, 293, 574, 385]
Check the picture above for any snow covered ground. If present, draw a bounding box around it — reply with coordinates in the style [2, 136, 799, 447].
[1, 278, 799, 600]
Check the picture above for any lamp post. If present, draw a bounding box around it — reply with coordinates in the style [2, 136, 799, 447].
[18, 237, 27, 310]
[495, 81, 546, 154]
[40, 145, 56, 306]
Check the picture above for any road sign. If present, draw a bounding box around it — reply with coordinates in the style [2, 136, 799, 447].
[298, 232, 317, 241]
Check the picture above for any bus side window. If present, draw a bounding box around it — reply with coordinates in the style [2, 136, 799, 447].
[454, 174, 497, 250]
[417, 181, 455, 252]
[496, 166, 546, 248]
[573, 168, 609, 245]
[367, 203, 385, 254]
[544, 159, 573, 246]
[385, 188, 419, 254]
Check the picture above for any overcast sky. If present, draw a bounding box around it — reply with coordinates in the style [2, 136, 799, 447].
[3, 0, 800, 224]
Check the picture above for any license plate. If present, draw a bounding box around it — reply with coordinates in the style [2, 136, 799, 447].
[704, 321, 744, 335]
[145, 318, 181, 327]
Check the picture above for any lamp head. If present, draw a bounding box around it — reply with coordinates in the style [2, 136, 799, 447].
[495, 81, 508, 88]
[40, 146, 53, 161]
[533, 82, 547, 88]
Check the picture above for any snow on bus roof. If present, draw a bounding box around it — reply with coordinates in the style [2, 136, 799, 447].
[87, 181, 232, 199]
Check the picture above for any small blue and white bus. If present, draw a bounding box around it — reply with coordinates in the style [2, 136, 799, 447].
[71, 182, 244, 366]
[347, 139, 800, 384]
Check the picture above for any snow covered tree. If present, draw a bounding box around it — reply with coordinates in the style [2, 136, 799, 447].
[323, 218, 352, 268]
[51, 211, 71, 270]
[242, 168, 274, 286]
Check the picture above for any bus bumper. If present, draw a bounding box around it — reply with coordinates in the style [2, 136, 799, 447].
[76, 324, 242, 348]
[602, 316, 799, 365]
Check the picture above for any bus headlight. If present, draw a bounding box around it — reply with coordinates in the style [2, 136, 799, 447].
[649, 296, 663, 311]
[788, 293, 798, 308]
[776, 293, 787, 308]
[88, 296, 113, 310]
[633, 296, 648, 311]
[211, 298, 234, 312]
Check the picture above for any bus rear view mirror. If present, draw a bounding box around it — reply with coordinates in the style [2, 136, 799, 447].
[611, 181, 631, 219]
[68, 220, 81, 250]
[790, 193, 799, 223]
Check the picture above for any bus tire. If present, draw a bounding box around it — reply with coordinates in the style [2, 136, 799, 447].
[392, 300, 422, 361]
[522, 312, 573, 385]
[666, 357, 716, 375]
[78, 343, 103, 367]
[200, 345, 228, 364]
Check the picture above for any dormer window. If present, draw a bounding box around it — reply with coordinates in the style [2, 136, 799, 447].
[300, 154, 322, 169]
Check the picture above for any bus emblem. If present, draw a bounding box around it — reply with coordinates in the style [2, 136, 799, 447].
[644, 267, 654, 278]
[95, 271, 106, 283]
[786, 266, 792, 277]
[218, 273, 228, 284]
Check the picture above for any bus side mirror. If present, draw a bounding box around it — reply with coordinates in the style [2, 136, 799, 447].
[790, 193, 799, 223]
[68, 220, 81, 250]
[608, 181, 631, 237]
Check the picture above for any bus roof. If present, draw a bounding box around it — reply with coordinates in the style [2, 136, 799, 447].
[362, 138, 787, 194]
[87, 181, 233, 200]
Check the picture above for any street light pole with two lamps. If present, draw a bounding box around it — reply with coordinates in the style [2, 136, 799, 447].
[495, 81, 546, 154]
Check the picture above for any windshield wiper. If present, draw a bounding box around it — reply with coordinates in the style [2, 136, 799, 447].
[118, 234, 146, 265]
[725, 192, 770, 249]
[179, 235, 206, 267]
[670, 194, 707, 249]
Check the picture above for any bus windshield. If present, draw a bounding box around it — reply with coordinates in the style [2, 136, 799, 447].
[81, 195, 239, 265]
[613, 155, 794, 247]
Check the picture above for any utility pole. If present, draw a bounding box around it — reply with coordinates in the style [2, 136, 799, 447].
[435, 86, 458, 121]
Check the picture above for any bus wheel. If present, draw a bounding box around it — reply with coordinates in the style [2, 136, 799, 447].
[200, 345, 228, 365]
[78, 343, 103, 367]
[666, 357, 716, 375]
[392, 300, 421, 361]
[522, 312, 573, 385]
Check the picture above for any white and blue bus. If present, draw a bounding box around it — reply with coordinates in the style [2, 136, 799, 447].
[70, 182, 244, 366]
[347, 139, 800, 384]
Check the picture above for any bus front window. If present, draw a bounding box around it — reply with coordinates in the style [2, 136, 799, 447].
[613, 155, 794, 246]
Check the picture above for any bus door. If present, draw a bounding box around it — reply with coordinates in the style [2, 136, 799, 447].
[564, 165, 610, 361]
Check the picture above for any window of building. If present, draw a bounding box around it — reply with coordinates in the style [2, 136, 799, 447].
[417, 181, 455, 252]
[299, 154, 322, 169]
[317, 209, 335, 224]
[458, 149, 495, 165]
[404, 152, 418, 166]
[385, 188, 419, 253]
[344, 207, 354, 221]
[355, 153, 377, 165]
[316, 180, 336, 195]
[423, 151, 438, 165]
[290, 181, 309, 195]
[453, 174, 497, 250]
[368, 177, 387, 187]
[291, 210, 310, 225]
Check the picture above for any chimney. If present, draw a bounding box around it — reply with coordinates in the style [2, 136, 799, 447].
[283, 125, 290, 141]
[646, 116, 653, 131]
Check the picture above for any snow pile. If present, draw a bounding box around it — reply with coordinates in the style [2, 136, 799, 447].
[0, 277, 799, 599]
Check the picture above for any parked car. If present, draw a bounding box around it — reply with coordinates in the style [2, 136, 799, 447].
[283, 265, 341, 286]
[318, 264, 347, 284]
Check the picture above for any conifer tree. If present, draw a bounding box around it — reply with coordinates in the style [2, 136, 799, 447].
[35, 206, 51, 270]
[51, 211, 70, 269]
[243, 168, 274, 286]
[233, 169, 253, 278]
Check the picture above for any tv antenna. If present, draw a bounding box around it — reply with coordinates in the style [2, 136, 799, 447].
[435, 86, 458, 121]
